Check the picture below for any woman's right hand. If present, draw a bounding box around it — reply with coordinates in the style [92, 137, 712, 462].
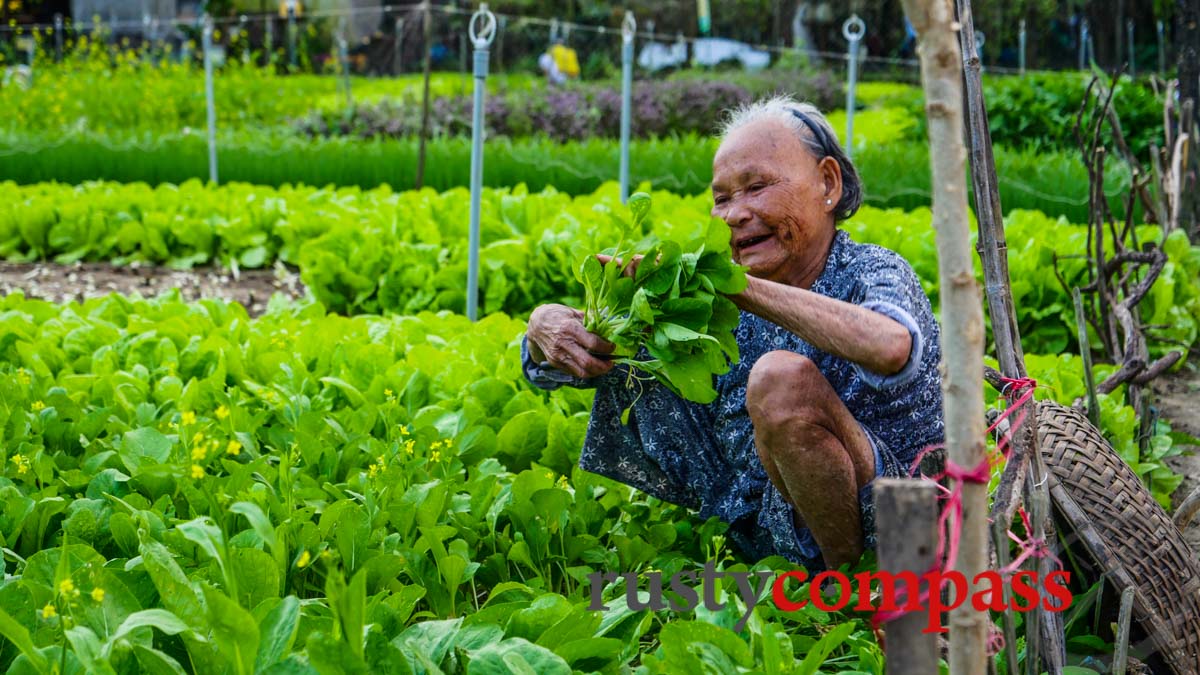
[527, 304, 617, 379]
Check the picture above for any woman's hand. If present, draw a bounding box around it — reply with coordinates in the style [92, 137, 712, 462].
[527, 304, 617, 379]
[595, 253, 644, 278]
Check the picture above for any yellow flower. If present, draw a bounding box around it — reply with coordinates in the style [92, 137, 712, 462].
[31, 400, 45, 411]
[216, 405, 230, 419]
[191, 445, 207, 461]
[296, 550, 311, 568]
[41, 603, 56, 619]
[399, 425, 409, 436]
[16, 369, 30, 385]
[181, 411, 196, 426]
[404, 440, 415, 456]
[226, 440, 242, 456]
[430, 450, 441, 463]
[385, 388, 394, 398]
[192, 431, 206, 445]
[190, 464, 205, 479]
[58, 579, 74, 595]
[557, 475, 570, 489]
[545, 471, 554, 480]
[91, 587, 105, 602]
[10, 454, 30, 475]
[367, 463, 379, 478]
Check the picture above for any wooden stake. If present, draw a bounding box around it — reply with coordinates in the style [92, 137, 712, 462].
[1072, 287, 1101, 426]
[876, 479, 939, 675]
[898, 1, 988, 673]
[1112, 586, 1136, 675]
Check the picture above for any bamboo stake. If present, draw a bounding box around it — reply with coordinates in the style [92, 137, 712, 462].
[1112, 586, 1136, 675]
[898, 1, 987, 673]
[955, 0, 1064, 670]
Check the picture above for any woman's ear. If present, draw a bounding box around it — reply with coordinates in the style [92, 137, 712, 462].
[819, 157, 844, 210]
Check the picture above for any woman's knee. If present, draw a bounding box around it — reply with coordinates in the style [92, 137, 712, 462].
[747, 351, 826, 430]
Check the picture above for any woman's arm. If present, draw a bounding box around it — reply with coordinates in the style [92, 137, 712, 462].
[733, 275, 913, 375]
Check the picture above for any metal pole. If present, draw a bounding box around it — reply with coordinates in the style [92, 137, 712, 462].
[286, 0, 297, 68]
[416, 0, 433, 189]
[54, 13, 63, 62]
[1079, 18, 1088, 70]
[241, 15, 250, 64]
[181, 27, 192, 65]
[394, 17, 405, 74]
[202, 14, 219, 184]
[1018, 19, 1026, 75]
[466, 5, 496, 322]
[1128, 19, 1136, 77]
[619, 11, 636, 205]
[842, 15, 864, 158]
[1087, 26, 1095, 68]
[1157, 20, 1166, 74]
[265, 15, 274, 66]
[337, 17, 352, 109]
[19, 35, 34, 85]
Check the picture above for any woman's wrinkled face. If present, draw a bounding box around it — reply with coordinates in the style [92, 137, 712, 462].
[711, 117, 842, 287]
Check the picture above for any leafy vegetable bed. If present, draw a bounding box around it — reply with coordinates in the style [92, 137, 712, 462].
[0, 291, 1186, 672]
[4, 181, 1196, 357]
[0, 134, 1134, 223]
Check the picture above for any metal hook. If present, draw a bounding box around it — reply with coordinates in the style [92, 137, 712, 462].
[842, 14, 865, 42]
[469, 4, 497, 48]
[621, 11, 636, 43]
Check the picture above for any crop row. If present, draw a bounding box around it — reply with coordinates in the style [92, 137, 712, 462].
[0, 290, 1184, 672]
[0, 132, 1139, 224]
[4, 180, 1196, 359]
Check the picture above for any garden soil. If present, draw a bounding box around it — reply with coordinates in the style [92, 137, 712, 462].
[1156, 367, 1200, 554]
[0, 261, 306, 317]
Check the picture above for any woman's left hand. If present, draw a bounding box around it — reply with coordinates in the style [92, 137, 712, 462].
[595, 253, 644, 278]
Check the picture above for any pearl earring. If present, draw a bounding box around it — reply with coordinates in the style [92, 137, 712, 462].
[825, 199, 832, 205]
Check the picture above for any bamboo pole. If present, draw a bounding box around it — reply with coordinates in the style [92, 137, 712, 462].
[955, 0, 1064, 670]
[898, 1, 987, 673]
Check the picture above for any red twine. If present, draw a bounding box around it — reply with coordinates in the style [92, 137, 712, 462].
[871, 377, 1058, 654]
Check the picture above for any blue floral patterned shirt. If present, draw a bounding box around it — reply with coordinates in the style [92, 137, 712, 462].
[521, 228, 944, 563]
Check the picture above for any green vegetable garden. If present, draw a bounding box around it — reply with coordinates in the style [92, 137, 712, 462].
[2, 3, 1199, 674]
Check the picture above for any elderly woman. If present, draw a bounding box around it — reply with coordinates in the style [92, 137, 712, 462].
[522, 95, 944, 571]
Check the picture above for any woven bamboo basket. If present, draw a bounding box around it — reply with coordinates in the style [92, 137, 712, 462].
[1036, 401, 1200, 674]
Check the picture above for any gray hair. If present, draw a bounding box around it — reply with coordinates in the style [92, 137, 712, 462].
[719, 94, 864, 221]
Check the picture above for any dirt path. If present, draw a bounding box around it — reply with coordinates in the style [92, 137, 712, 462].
[1154, 367, 1200, 552]
[0, 261, 307, 317]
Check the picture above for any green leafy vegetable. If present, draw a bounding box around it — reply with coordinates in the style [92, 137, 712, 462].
[578, 192, 747, 405]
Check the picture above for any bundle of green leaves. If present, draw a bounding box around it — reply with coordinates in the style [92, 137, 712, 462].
[576, 193, 748, 406]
